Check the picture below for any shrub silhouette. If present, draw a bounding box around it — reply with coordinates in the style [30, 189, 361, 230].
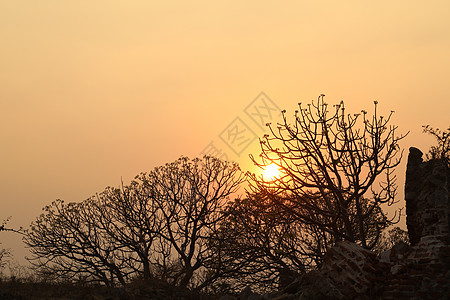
[422, 125, 450, 166]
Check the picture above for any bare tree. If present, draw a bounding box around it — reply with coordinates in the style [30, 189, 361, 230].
[1, 219, 11, 270]
[1, 218, 23, 277]
[24, 156, 244, 289]
[137, 156, 244, 290]
[24, 199, 130, 286]
[248, 95, 407, 250]
[0, 237, 10, 275]
[212, 193, 330, 293]
[92, 181, 163, 282]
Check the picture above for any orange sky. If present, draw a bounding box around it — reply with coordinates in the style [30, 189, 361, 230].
[1, 1, 450, 264]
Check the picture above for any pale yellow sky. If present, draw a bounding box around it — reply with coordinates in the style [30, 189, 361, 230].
[1, 1, 449, 263]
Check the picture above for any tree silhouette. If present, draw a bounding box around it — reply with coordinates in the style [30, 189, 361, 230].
[25, 199, 130, 285]
[91, 181, 163, 282]
[248, 95, 407, 250]
[135, 156, 244, 289]
[372, 226, 409, 255]
[212, 193, 326, 292]
[24, 156, 244, 289]
[0, 246, 9, 272]
[0, 220, 11, 273]
[422, 125, 450, 166]
[1, 218, 21, 276]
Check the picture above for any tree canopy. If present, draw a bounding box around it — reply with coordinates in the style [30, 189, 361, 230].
[24, 156, 244, 289]
[248, 95, 407, 249]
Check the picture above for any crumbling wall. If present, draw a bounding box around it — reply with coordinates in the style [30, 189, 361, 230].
[382, 147, 450, 299]
[319, 241, 388, 299]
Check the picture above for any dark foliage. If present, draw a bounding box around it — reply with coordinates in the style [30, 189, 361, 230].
[372, 226, 409, 255]
[422, 125, 450, 166]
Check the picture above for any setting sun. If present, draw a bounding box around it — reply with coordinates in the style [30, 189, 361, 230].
[262, 163, 280, 180]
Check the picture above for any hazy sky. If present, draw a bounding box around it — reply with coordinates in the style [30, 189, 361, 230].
[1, 1, 449, 263]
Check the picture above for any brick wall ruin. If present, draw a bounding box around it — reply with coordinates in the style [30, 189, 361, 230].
[405, 147, 450, 245]
[381, 147, 450, 299]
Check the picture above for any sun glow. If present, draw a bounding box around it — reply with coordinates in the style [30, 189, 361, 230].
[262, 163, 280, 180]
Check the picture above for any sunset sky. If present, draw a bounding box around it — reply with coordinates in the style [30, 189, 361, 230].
[1, 1, 449, 263]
